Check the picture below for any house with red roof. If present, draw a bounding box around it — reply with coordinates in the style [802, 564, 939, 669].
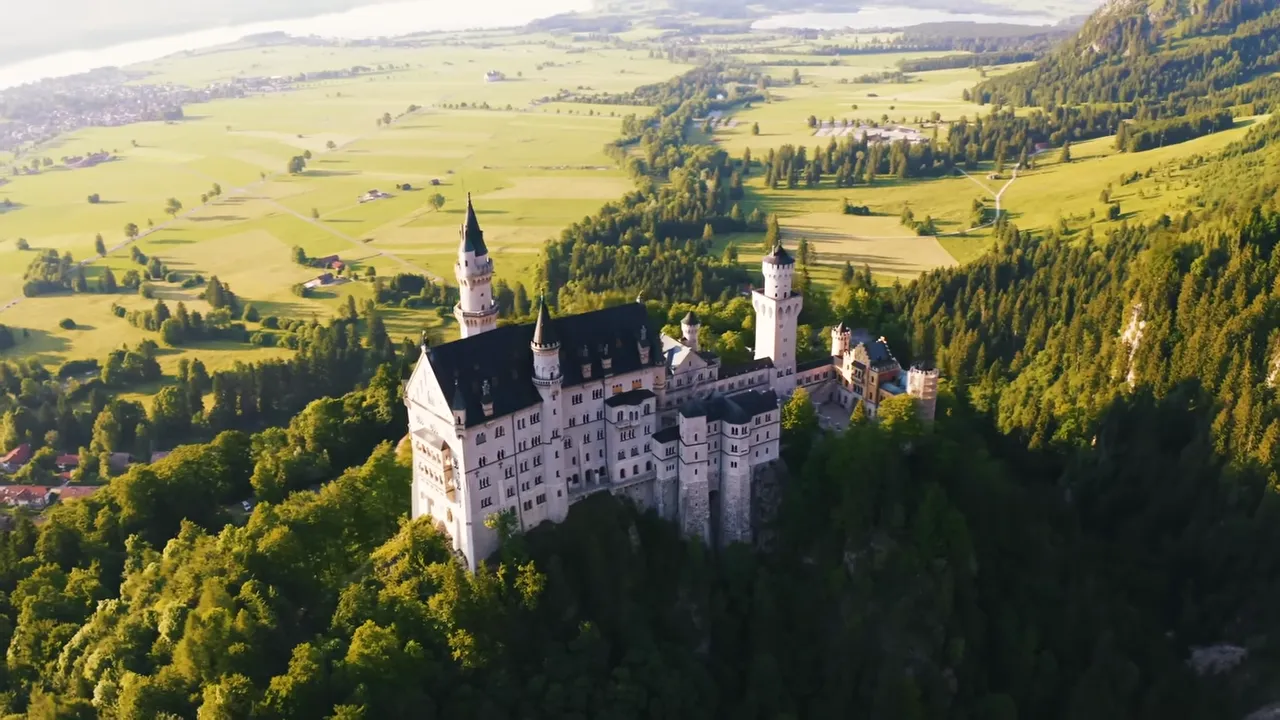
[0, 485, 53, 509]
[53, 486, 101, 503]
[55, 454, 80, 471]
[0, 444, 32, 473]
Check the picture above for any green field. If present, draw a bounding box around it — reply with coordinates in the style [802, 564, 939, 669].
[0, 36, 691, 370]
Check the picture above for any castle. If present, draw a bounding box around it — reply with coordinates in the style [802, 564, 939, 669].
[406, 197, 939, 569]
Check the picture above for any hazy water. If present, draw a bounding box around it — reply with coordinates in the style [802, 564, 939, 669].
[752, 7, 1057, 31]
[0, 0, 590, 89]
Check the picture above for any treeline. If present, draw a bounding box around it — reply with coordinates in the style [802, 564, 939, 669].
[899, 49, 1040, 72]
[763, 137, 949, 188]
[1116, 110, 1236, 152]
[542, 64, 763, 303]
[0, 300, 408, 482]
[21, 249, 85, 296]
[0, 324, 15, 351]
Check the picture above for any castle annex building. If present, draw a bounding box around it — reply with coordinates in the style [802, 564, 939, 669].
[406, 197, 939, 569]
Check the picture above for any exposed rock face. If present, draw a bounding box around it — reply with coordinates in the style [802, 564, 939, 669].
[751, 460, 789, 553]
[1120, 301, 1146, 388]
[1187, 644, 1247, 676]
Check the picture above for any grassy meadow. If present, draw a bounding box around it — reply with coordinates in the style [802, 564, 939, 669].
[0, 35, 690, 372]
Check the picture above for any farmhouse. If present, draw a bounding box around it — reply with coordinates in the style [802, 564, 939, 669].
[484, 70, 506, 83]
[54, 486, 101, 503]
[55, 453, 80, 471]
[0, 486, 54, 509]
[0, 444, 32, 473]
[358, 189, 391, 203]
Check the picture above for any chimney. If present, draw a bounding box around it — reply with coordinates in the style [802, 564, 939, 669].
[481, 380, 494, 418]
[600, 342, 612, 373]
[580, 345, 592, 379]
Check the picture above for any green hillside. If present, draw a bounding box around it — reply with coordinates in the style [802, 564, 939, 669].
[977, 0, 1280, 109]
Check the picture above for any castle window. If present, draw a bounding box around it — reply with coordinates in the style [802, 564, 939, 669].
[618, 451, 625, 461]
[520, 461, 529, 472]
[479, 477, 490, 490]
[497, 449, 505, 460]
[476, 432, 486, 445]
[505, 467, 514, 479]
[507, 487, 515, 498]
[620, 468, 626, 479]
[533, 456, 542, 467]
[731, 461, 738, 469]
[645, 461, 652, 471]
[521, 482, 530, 491]
[536, 494, 546, 505]
[592, 389, 604, 400]
[519, 440, 527, 452]
[532, 412, 540, 423]
[632, 379, 642, 390]
[535, 475, 543, 485]
[480, 497, 493, 509]
[616, 411, 624, 421]
[564, 438, 572, 449]
[597, 430, 604, 441]
[582, 414, 589, 424]
[630, 447, 639, 457]
[583, 434, 589, 444]
[517, 418, 526, 430]
[523, 500, 532, 511]
[643, 443, 650, 452]
[569, 417, 577, 427]
[479, 456, 487, 467]
[495, 427, 505, 438]
[572, 394, 583, 405]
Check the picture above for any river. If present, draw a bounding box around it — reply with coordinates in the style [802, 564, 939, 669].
[0, 0, 590, 90]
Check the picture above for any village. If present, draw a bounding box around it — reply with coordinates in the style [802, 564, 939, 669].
[0, 64, 383, 152]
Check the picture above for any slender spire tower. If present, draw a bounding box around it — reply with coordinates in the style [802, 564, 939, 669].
[453, 194, 499, 338]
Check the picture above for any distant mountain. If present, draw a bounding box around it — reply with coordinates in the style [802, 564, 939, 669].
[975, 0, 1280, 107]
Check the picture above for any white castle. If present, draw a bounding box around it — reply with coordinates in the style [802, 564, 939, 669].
[406, 196, 939, 568]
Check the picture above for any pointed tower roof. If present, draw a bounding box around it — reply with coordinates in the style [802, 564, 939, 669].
[682, 310, 700, 325]
[532, 297, 559, 349]
[460, 193, 488, 256]
[763, 242, 794, 266]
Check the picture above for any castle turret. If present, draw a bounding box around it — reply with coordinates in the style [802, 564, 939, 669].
[531, 297, 561, 392]
[681, 311, 700, 351]
[907, 365, 940, 423]
[453, 194, 499, 338]
[830, 322, 851, 357]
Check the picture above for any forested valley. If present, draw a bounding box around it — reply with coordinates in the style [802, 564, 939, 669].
[8, 0, 1280, 717]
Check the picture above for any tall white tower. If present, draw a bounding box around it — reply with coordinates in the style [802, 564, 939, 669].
[453, 194, 499, 338]
[753, 243, 803, 395]
[907, 365, 940, 423]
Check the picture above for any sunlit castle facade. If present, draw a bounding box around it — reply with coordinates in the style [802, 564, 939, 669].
[406, 199, 938, 569]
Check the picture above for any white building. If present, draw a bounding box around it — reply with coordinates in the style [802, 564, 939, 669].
[406, 200, 939, 569]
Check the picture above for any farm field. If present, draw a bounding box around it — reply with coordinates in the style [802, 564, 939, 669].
[708, 60, 1030, 157]
[0, 35, 690, 371]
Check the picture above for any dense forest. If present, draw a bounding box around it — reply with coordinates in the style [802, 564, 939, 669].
[10, 2, 1280, 717]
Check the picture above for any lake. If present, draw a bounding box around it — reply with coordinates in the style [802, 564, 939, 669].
[0, 0, 589, 90]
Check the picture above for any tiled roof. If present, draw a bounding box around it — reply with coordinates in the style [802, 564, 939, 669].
[425, 303, 660, 428]
[678, 389, 778, 424]
[720, 357, 773, 378]
[763, 243, 795, 266]
[797, 357, 834, 372]
[604, 388, 655, 408]
[849, 329, 898, 367]
[653, 426, 680, 443]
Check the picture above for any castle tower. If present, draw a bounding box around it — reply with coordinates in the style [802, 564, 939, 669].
[681, 310, 701, 351]
[830, 322, 851, 357]
[453, 194, 499, 338]
[753, 243, 804, 395]
[907, 365, 940, 423]
[531, 297, 561, 396]
[677, 405, 710, 543]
